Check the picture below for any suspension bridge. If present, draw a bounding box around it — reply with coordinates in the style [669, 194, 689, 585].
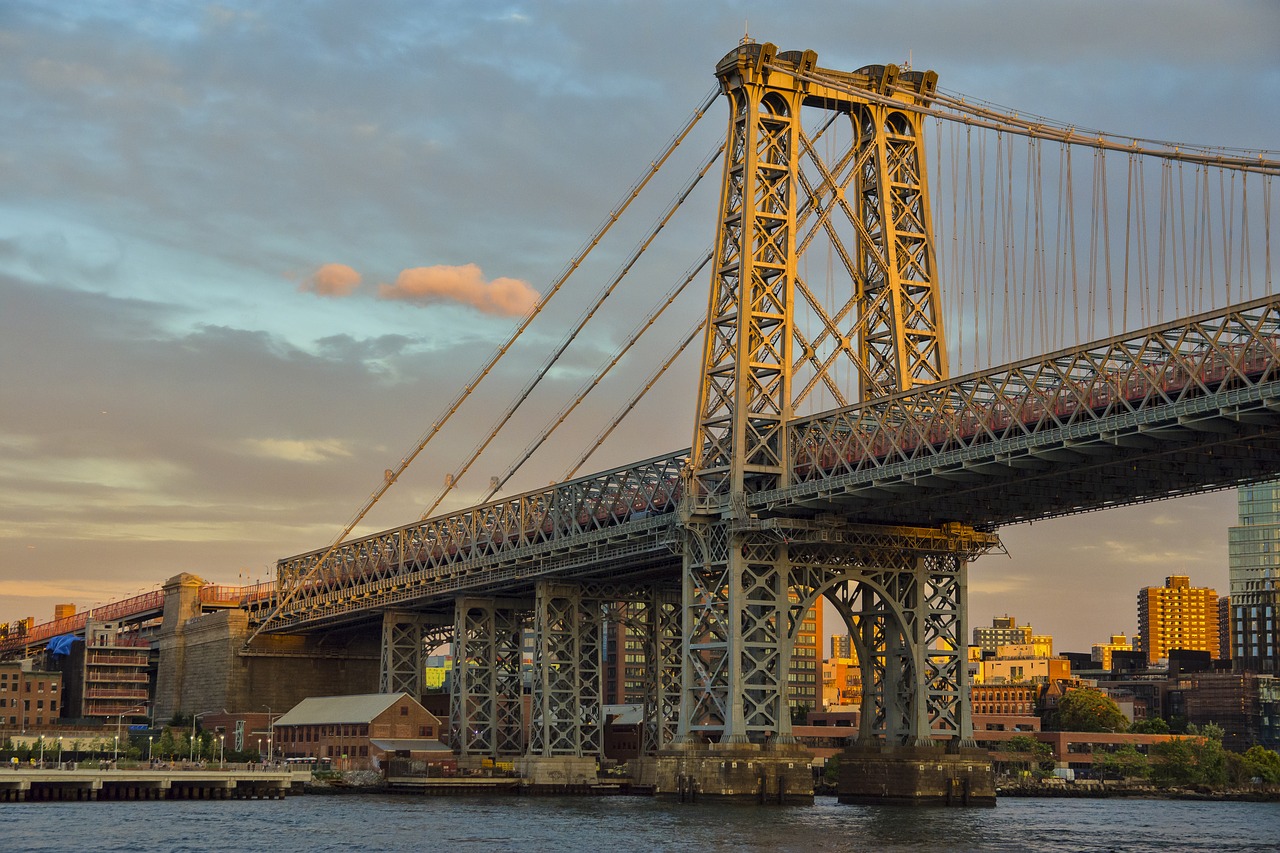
[8, 41, 1279, 804]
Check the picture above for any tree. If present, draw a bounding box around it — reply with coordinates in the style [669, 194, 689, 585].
[1005, 735, 1054, 777]
[1129, 717, 1169, 734]
[1150, 723, 1228, 788]
[1241, 745, 1280, 784]
[154, 727, 178, 760]
[1047, 688, 1129, 733]
[1092, 743, 1149, 780]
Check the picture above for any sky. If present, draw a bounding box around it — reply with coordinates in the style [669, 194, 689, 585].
[1, 1, 1278, 653]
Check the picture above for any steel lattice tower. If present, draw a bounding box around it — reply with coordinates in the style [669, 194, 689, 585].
[681, 42, 963, 748]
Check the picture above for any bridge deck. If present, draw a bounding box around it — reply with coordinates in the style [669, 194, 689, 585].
[251, 294, 1280, 633]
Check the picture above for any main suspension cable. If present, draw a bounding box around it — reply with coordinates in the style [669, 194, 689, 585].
[421, 139, 726, 518]
[483, 249, 714, 503]
[565, 319, 704, 480]
[242, 86, 720, 647]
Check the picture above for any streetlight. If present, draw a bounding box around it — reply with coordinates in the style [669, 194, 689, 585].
[187, 710, 220, 762]
[38, 737, 44, 768]
[219, 735, 225, 769]
[116, 705, 146, 766]
[147, 735, 153, 762]
[262, 705, 277, 764]
[57, 737, 63, 768]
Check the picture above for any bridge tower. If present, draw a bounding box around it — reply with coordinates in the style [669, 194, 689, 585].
[661, 41, 994, 804]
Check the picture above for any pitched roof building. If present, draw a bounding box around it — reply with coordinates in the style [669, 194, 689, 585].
[273, 692, 445, 771]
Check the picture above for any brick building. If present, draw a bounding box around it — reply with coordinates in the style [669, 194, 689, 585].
[273, 693, 443, 771]
[0, 660, 62, 730]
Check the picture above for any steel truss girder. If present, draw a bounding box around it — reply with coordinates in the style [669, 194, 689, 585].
[258, 301, 1280, 637]
[450, 597, 526, 758]
[781, 294, 1280, 521]
[264, 453, 685, 630]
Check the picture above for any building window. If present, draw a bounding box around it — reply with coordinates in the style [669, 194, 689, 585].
[400, 706, 408, 716]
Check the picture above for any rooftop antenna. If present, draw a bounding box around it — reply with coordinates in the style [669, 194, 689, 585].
[740, 21, 753, 45]
[903, 49, 913, 71]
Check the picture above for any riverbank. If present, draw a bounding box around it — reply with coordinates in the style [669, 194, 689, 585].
[305, 770, 1280, 804]
[996, 780, 1280, 801]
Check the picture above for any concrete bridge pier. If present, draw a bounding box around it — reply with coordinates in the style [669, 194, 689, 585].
[836, 743, 995, 806]
[655, 739, 815, 804]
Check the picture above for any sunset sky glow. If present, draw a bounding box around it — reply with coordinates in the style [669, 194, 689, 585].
[2, 1, 1278, 652]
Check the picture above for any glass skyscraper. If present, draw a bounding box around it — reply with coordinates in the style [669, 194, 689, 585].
[1229, 483, 1280, 672]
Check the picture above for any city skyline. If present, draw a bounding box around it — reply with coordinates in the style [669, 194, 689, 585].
[2, 2, 1278, 653]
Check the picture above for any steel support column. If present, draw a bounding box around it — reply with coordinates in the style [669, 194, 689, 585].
[528, 581, 603, 759]
[379, 611, 424, 696]
[678, 523, 794, 744]
[642, 585, 682, 754]
[449, 597, 525, 761]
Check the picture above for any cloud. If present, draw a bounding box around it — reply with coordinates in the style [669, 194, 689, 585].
[239, 437, 354, 463]
[302, 263, 362, 297]
[377, 264, 538, 316]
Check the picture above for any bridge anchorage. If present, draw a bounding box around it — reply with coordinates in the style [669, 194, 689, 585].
[180, 39, 1280, 807]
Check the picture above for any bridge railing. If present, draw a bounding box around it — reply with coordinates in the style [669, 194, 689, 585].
[0, 589, 166, 654]
[789, 294, 1280, 482]
[200, 582, 276, 607]
[271, 450, 689, 618]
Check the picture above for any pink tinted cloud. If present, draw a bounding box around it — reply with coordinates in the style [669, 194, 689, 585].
[378, 264, 538, 316]
[301, 263, 362, 297]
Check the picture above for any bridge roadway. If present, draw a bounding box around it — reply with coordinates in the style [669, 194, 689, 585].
[0, 582, 273, 656]
[262, 294, 1280, 634]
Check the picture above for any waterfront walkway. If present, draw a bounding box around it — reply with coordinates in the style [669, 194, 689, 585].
[0, 768, 307, 801]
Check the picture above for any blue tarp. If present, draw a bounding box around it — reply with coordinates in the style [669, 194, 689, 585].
[47, 634, 81, 656]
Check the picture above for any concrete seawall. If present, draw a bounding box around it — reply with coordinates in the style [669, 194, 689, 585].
[0, 769, 307, 802]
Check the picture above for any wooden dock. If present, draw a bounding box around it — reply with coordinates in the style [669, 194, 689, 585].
[383, 775, 522, 795]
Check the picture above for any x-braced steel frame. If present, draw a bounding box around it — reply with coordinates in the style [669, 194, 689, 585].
[678, 519, 997, 746]
[450, 598, 526, 759]
[379, 611, 452, 696]
[528, 582, 604, 758]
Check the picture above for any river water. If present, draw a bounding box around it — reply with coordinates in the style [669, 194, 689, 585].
[8, 793, 1279, 851]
